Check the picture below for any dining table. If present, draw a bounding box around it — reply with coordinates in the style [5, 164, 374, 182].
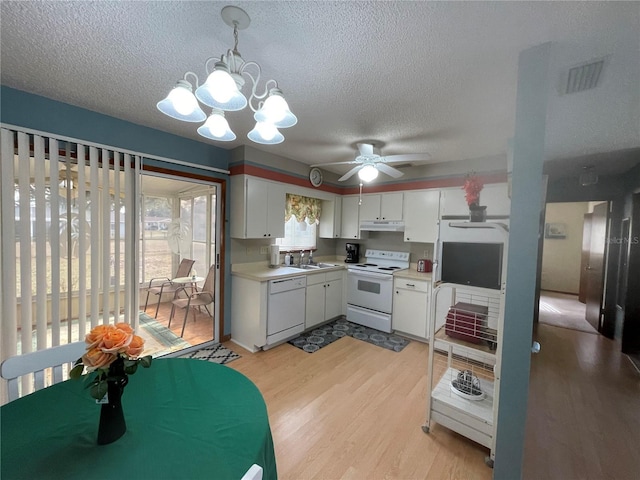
[1, 358, 277, 479]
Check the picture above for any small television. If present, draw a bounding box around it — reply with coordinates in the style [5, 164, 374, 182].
[440, 242, 503, 290]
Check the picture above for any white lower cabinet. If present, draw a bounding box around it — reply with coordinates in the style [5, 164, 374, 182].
[305, 270, 344, 329]
[392, 277, 431, 340]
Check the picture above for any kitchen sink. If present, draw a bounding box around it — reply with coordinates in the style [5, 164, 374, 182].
[291, 263, 338, 270]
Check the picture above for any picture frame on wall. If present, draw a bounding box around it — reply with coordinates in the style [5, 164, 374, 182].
[545, 222, 566, 239]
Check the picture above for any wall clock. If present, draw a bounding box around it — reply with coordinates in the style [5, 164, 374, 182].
[309, 167, 323, 187]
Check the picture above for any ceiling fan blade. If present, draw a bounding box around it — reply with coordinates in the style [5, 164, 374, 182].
[382, 153, 431, 164]
[310, 160, 361, 167]
[376, 163, 404, 178]
[338, 165, 362, 182]
[357, 143, 375, 156]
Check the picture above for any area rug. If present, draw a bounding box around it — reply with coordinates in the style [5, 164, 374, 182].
[138, 311, 191, 357]
[289, 319, 410, 353]
[538, 291, 598, 334]
[180, 344, 241, 365]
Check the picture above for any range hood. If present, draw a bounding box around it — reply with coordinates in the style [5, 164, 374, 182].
[360, 220, 405, 232]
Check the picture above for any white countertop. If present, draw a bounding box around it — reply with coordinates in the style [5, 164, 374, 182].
[232, 258, 348, 281]
[393, 269, 433, 281]
[232, 258, 433, 282]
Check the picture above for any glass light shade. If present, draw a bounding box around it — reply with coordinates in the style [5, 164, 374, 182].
[247, 121, 284, 145]
[358, 165, 379, 182]
[157, 80, 206, 122]
[197, 110, 236, 141]
[254, 89, 297, 128]
[195, 63, 247, 111]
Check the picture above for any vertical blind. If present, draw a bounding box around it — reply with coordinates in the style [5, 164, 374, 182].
[0, 127, 140, 399]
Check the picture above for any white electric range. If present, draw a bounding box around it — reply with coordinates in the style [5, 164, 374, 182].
[346, 249, 410, 333]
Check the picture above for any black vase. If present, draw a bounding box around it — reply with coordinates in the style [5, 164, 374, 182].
[469, 205, 487, 222]
[97, 370, 128, 445]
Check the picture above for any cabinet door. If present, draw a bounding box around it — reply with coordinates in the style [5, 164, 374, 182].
[245, 177, 270, 238]
[319, 197, 342, 238]
[340, 195, 361, 239]
[393, 288, 428, 338]
[359, 194, 381, 221]
[380, 193, 403, 220]
[305, 282, 326, 329]
[265, 182, 285, 238]
[324, 278, 343, 320]
[404, 190, 440, 243]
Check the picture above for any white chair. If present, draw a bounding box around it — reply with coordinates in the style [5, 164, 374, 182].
[0, 342, 86, 402]
[168, 265, 215, 337]
[240, 464, 263, 480]
[143, 258, 195, 318]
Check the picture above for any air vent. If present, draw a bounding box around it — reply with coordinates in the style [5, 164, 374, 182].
[565, 59, 605, 94]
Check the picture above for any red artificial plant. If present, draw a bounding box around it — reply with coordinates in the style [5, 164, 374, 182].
[462, 175, 484, 207]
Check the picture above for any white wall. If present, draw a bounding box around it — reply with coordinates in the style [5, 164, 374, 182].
[540, 202, 589, 293]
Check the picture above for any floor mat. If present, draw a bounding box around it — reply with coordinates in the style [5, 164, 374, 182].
[138, 311, 191, 357]
[289, 319, 410, 353]
[180, 344, 241, 364]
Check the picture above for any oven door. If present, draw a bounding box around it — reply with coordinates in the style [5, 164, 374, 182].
[347, 269, 394, 314]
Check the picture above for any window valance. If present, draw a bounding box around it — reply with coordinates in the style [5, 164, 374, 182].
[285, 194, 322, 224]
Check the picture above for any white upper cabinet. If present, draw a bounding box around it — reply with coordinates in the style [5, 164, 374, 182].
[319, 197, 342, 239]
[440, 183, 511, 218]
[340, 195, 361, 239]
[403, 190, 440, 243]
[359, 193, 403, 221]
[231, 175, 285, 239]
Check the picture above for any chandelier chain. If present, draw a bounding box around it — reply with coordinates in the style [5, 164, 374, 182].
[233, 23, 240, 54]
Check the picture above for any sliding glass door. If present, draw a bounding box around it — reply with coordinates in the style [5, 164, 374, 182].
[140, 173, 220, 349]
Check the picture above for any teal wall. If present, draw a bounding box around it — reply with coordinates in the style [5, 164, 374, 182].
[1, 86, 234, 337]
[494, 43, 550, 478]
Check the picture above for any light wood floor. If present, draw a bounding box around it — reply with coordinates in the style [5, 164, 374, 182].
[219, 322, 640, 480]
[225, 336, 493, 480]
[523, 323, 640, 480]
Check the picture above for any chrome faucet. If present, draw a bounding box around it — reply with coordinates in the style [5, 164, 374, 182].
[298, 250, 305, 267]
[308, 250, 314, 265]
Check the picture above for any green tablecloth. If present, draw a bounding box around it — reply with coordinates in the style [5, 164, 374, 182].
[1, 358, 277, 480]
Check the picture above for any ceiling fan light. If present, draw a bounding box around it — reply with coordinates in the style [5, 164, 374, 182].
[248, 121, 284, 145]
[157, 80, 206, 122]
[254, 88, 297, 128]
[195, 61, 248, 111]
[358, 164, 379, 182]
[197, 109, 236, 141]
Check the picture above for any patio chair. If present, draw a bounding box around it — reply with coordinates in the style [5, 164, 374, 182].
[1, 341, 86, 402]
[169, 265, 215, 337]
[143, 258, 195, 318]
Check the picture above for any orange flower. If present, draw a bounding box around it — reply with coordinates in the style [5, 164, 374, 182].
[101, 327, 132, 354]
[114, 323, 134, 335]
[85, 324, 115, 349]
[126, 335, 145, 358]
[82, 348, 117, 370]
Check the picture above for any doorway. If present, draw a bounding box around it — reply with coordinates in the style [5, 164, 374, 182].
[140, 172, 222, 354]
[538, 201, 607, 334]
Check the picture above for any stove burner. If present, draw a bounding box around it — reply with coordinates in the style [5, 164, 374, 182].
[379, 267, 398, 271]
[355, 263, 378, 267]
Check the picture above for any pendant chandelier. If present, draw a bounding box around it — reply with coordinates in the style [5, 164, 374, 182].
[157, 5, 297, 145]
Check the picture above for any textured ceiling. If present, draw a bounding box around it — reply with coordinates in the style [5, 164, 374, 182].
[1, 1, 638, 179]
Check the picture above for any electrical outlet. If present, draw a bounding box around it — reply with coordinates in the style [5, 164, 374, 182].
[260, 246, 269, 254]
[423, 249, 431, 259]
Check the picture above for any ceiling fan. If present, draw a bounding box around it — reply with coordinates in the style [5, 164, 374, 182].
[312, 142, 430, 182]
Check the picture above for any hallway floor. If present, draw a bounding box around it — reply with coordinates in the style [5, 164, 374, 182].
[539, 290, 598, 334]
[524, 323, 640, 479]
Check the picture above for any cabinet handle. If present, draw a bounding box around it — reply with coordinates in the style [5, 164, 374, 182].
[406, 283, 415, 287]
[406, 237, 410, 241]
